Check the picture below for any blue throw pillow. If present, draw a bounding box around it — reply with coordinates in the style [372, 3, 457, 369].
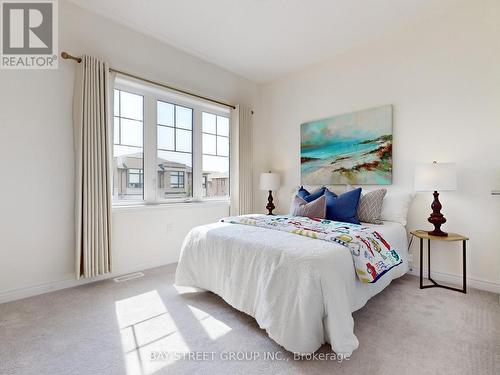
[324, 188, 362, 224]
[297, 186, 327, 202]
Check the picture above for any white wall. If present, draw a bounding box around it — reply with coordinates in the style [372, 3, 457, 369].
[0, 1, 258, 302]
[254, 1, 500, 291]
[1, 0, 498, 302]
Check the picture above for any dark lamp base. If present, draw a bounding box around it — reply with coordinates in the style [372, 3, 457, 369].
[428, 229, 448, 237]
[266, 190, 275, 215]
[427, 191, 448, 237]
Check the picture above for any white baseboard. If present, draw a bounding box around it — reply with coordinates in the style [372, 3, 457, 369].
[0, 258, 176, 305]
[0, 274, 110, 305]
[408, 266, 500, 294]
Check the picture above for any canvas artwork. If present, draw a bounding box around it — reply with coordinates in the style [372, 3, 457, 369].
[301, 105, 392, 185]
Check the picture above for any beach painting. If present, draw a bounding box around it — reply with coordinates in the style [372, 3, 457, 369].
[301, 105, 392, 185]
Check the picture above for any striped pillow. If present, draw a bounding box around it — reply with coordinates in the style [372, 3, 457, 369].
[357, 189, 387, 224]
[290, 194, 326, 219]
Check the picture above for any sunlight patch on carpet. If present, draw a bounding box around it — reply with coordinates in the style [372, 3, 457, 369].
[188, 305, 232, 340]
[115, 290, 189, 375]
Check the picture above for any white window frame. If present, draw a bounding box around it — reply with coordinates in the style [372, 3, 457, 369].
[112, 76, 231, 206]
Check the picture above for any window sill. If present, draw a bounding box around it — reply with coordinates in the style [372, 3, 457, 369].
[112, 199, 230, 212]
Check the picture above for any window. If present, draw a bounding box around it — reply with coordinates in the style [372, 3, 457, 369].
[127, 169, 143, 188]
[157, 101, 192, 199]
[170, 171, 185, 188]
[202, 112, 230, 198]
[113, 89, 144, 201]
[112, 78, 230, 205]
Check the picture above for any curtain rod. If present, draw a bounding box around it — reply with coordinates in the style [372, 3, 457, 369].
[61, 52, 237, 110]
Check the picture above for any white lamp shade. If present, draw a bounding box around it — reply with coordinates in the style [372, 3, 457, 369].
[414, 162, 457, 191]
[260, 172, 280, 191]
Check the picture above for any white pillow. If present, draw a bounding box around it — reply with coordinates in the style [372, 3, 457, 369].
[380, 190, 416, 226]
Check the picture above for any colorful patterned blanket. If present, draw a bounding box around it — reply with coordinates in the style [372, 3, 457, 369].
[221, 215, 402, 283]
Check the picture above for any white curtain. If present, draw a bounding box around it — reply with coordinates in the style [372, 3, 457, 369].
[230, 105, 254, 215]
[73, 55, 113, 279]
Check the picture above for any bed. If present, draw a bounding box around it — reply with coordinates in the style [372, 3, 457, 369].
[175, 215, 409, 355]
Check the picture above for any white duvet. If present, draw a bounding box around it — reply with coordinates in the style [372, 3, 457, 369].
[175, 219, 408, 355]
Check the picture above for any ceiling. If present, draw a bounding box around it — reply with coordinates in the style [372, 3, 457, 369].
[67, 0, 465, 83]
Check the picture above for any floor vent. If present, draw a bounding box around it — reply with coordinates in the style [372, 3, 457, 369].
[113, 272, 145, 283]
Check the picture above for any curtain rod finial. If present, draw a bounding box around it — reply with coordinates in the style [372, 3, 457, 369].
[61, 51, 82, 63]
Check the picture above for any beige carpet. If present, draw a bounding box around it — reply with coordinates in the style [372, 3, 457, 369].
[0, 264, 498, 375]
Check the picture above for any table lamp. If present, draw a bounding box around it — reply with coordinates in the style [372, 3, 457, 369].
[260, 172, 280, 215]
[414, 161, 457, 236]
